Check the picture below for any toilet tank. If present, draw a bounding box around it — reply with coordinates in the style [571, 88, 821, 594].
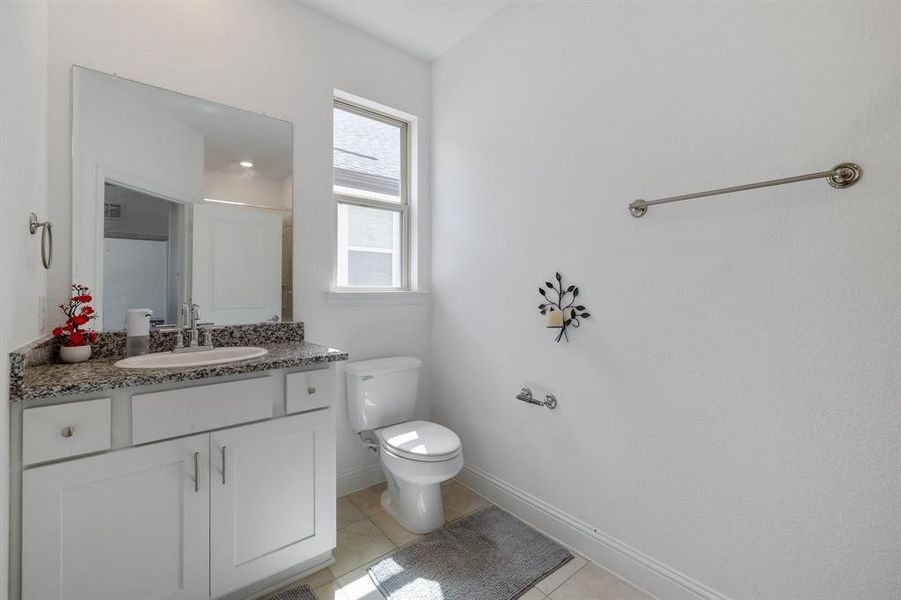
[345, 357, 421, 432]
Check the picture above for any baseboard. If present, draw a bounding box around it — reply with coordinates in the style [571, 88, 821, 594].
[219, 551, 334, 600]
[337, 462, 385, 497]
[457, 464, 733, 600]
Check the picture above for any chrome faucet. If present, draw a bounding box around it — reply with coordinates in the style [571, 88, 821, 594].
[158, 303, 221, 353]
[185, 303, 200, 348]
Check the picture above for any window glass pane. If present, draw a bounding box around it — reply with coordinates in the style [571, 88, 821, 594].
[333, 106, 402, 203]
[336, 203, 402, 288]
[348, 204, 394, 249]
[348, 251, 393, 287]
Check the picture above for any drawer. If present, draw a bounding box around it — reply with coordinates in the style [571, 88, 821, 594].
[23, 398, 111, 465]
[132, 377, 272, 444]
[286, 368, 334, 414]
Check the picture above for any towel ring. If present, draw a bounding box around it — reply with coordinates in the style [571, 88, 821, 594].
[28, 213, 52, 270]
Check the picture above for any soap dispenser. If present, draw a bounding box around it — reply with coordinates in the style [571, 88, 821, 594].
[126, 309, 153, 357]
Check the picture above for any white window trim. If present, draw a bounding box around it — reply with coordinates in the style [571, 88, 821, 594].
[331, 91, 423, 301]
[325, 289, 428, 307]
[333, 185, 400, 204]
[335, 198, 404, 288]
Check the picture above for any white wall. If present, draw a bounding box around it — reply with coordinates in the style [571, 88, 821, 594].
[0, 1, 49, 597]
[47, 1, 431, 493]
[431, 3, 900, 599]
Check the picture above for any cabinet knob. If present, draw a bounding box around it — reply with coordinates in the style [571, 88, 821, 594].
[307, 386, 316, 395]
[60, 426, 74, 438]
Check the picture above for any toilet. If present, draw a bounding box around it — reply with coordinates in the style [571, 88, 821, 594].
[345, 357, 463, 533]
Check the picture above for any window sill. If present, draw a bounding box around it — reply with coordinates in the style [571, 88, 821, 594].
[325, 289, 429, 307]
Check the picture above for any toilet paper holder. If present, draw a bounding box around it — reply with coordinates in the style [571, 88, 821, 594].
[515, 387, 557, 410]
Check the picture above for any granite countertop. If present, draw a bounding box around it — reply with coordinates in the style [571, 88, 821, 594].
[15, 341, 347, 401]
[9, 322, 348, 402]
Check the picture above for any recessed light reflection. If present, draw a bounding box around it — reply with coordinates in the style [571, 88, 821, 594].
[239, 160, 254, 168]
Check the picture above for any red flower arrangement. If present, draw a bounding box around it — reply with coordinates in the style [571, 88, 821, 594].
[52, 284, 98, 347]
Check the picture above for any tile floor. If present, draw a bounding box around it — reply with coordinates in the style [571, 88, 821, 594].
[272, 480, 652, 600]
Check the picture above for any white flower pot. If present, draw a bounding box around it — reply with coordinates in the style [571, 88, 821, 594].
[60, 345, 91, 364]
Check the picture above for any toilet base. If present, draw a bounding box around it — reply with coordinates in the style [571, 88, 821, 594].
[380, 477, 445, 534]
[377, 443, 463, 534]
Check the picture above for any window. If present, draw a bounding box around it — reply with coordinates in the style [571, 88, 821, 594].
[333, 100, 409, 289]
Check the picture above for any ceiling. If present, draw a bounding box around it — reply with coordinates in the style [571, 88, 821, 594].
[305, 0, 509, 60]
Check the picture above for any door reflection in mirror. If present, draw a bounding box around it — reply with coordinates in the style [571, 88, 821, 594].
[193, 200, 288, 326]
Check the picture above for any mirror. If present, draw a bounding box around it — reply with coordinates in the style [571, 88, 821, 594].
[72, 66, 293, 331]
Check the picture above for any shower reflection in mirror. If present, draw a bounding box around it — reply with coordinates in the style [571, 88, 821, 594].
[102, 183, 187, 329]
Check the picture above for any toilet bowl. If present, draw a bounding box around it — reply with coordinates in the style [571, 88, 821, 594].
[376, 420, 463, 533]
[345, 357, 463, 533]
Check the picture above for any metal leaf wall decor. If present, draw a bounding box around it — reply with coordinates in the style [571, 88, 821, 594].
[538, 272, 590, 342]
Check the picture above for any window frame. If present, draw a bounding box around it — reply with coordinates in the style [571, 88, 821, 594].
[332, 98, 410, 291]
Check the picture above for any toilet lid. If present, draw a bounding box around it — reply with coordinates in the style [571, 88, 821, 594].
[378, 420, 461, 461]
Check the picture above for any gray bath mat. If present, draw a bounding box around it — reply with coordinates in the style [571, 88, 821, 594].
[267, 583, 317, 600]
[368, 506, 572, 600]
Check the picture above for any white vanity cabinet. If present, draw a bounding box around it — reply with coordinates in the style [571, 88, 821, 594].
[18, 367, 337, 600]
[23, 434, 211, 600]
[210, 410, 335, 597]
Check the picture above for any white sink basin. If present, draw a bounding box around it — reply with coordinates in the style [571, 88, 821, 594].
[114, 346, 268, 369]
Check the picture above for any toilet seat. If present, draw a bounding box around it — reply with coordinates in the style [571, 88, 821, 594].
[377, 420, 461, 462]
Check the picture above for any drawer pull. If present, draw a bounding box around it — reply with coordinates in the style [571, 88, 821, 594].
[221, 446, 227, 485]
[60, 426, 74, 438]
[193, 451, 200, 493]
[307, 386, 316, 395]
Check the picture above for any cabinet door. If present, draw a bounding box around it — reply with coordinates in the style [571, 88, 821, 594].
[23, 435, 209, 600]
[210, 409, 336, 597]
